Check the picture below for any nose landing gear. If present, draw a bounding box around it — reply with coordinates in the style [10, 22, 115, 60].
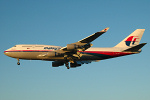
[17, 58, 20, 65]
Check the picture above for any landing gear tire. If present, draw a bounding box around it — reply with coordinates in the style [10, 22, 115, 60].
[17, 62, 20, 65]
[65, 62, 70, 69]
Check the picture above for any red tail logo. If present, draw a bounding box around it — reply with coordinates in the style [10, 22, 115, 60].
[125, 36, 139, 46]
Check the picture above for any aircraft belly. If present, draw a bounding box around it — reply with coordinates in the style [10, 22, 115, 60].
[5, 52, 64, 61]
[80, 53, 113, 60]
[80, 51, 134, 60]
[80, 54, 101, 60]
[5, 52, 40, 59]
[5, 51, 134, 61]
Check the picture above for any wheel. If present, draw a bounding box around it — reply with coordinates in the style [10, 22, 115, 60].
[65, 62, 70, 69]
[17, 62, 20, 65]
[17, 58, 20, 65]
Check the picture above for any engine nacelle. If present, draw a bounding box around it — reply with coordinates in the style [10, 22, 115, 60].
[67, 44, 79, 50]
[70, 63, 81, 68]
[52, 61, 64, 67]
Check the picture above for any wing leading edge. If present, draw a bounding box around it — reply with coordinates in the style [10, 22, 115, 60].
[78, 27, 109, 43]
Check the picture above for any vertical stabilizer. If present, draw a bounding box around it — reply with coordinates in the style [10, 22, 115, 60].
[115, 29, 145, 48]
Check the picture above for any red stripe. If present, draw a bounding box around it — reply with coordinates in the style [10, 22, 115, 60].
[4, 50, 133, 57]
[4, 50, 53, 52]
[82, 51, 133, 56]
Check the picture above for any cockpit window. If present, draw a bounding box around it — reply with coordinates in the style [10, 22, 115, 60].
[13, 45, 16, 47]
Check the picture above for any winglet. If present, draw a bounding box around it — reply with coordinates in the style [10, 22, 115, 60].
[100, 27, 110, 32]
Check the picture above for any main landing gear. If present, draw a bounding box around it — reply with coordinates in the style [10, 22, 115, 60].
[65, 62, 69, 69]
[17, 58, 20, 65]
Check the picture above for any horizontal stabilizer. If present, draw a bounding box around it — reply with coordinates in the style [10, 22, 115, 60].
[123, 43, 147, 52]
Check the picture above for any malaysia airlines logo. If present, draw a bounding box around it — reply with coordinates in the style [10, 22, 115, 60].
[125, 36, 139, 46]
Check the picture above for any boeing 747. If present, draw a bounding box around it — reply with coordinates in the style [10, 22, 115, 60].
[4, 27, 146, 69]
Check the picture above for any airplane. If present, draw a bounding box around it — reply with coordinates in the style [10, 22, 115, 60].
[4, 27, 147, 69]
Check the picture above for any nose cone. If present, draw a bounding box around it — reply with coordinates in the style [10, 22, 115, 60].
[4, 48, 13, 57]
[4, 46, 16, 58]
[4, 50, 9, 56]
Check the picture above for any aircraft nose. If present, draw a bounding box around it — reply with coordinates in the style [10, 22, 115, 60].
[4, 50, 10, 56]
[4, 50, 8, 55]
[4, 47, 15, 57]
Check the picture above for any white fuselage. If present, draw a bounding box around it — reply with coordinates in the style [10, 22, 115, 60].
[4, 44, 134, 61]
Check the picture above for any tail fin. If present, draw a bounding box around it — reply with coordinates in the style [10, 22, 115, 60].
[115, 29, 145, 48]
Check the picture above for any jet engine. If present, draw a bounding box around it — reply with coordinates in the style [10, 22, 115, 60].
[67, 44, 79, 50]
[52, 61, 64, 67]
[70, 63, 81, 68]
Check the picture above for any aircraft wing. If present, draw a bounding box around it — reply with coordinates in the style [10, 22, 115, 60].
[60, 27, 109, 52]
[77, 27, 109, 43]
[38, 27, 109, 62]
